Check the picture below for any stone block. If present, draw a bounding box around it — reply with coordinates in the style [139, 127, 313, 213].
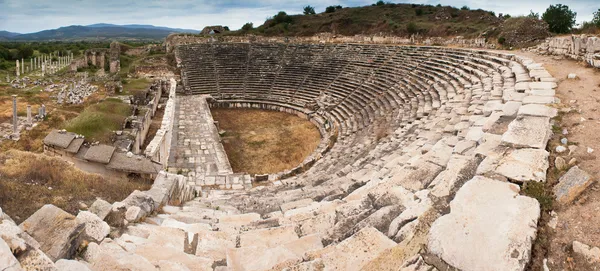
[428, 176, 540, 271]
[554, 166, 593, 205]
[19, 205, 85, 261]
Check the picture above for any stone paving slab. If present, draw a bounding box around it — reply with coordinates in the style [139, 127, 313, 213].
[169, 95, 233, 178]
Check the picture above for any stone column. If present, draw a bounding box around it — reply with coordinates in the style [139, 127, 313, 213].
[41, 63, 45, 77]
[30, 58, 33, 72]
[15, 60, 20, 78]
[41, 104, 46, 117]
[5, 74, 9, 82]
[21, 58, 24, 74]
[26, 105, 32, 126]
[12, 95, 18, 134]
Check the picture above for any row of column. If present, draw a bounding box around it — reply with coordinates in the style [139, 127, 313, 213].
[11, 95, 45, 136]
[13, 52, 74, 79]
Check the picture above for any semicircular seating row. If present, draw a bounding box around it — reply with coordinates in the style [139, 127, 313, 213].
[76, 44, 554, 270]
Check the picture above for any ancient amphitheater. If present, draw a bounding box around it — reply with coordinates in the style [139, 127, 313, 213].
[2, 41, 563, 271]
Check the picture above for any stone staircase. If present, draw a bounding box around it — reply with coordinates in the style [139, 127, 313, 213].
[0, 44, 557, 271]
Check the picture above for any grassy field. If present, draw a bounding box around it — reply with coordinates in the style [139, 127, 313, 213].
[0, 149, 151, 223]
[121, 77, 151, 95]
[64, 98, 131, 143]
[211, 108, 321, 174]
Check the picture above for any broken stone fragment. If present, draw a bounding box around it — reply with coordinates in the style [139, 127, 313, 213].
[573, 241, 600, 263]
[19, 204, 85, 261]
[554, 166, 593, 205]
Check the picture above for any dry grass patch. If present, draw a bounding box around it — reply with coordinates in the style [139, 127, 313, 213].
[211, 108, 321, 174]
[0, 150, 151, 223]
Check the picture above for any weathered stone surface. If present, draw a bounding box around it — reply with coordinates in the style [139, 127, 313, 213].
[554, 166, 594, 204]
[501, 116, 550, 149]
[320, 227, 396, 271]
[19, 204, 85, 261]
[429, 155, 479, 199]
[17, 248, 57, 271]
[428, 176, 540, 271]
[517, 104, 558, 118]
[573, 241, 600, 263]
[89, 198, 112, 220]
[55, 259, 92, 271]
[76, 211, 110, 242]
[0, 238, 23, 271]
[495, 148, 549, 183]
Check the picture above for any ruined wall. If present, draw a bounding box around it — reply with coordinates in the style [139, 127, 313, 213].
[165, 33, 491, 52]
[109, 41, 121, 74]
[530, 35, 600, 68]
[144, 78, 176, 166]
[134, 65, 175, 79]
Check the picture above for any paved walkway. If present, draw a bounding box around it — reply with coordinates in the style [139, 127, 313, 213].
[169, 95, 233, 179]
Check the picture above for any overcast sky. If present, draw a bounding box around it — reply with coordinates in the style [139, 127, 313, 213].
[0, 0, 596, 33]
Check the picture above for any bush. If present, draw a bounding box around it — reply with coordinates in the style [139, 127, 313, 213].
[303, 5, 315, 15]
[375, 0, 385, 6]
[241, 22, 253, 31]
[406, 22, 419, 34]
[415, 9, 424, 16]
[498, 36, 506, 45]
[272, 11, 293, 25]
[542, 4, 577, 33]
[325, 5, 342, 13]
[461, 6, 470, 11]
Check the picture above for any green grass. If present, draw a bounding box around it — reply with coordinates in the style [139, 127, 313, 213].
[122, 78, 151, 95]
[64, 99, 131, 142]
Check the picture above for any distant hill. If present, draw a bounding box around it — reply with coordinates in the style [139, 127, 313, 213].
[3, 24, 200, 41]
[0, 30, 21, 40]
[234, 3, 503, 38]
[86, 23, 199, 33]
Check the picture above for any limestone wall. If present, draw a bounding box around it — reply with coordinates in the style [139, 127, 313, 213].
[144, 78, 176, 166]
[165, 33, 492, 53]
[531, 35, 600, 68]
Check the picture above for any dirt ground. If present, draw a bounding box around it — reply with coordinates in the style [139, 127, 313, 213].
[515, 51, 600, 270]
[211, 108, 321, 174]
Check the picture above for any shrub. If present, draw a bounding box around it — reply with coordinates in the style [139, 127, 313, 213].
[406, 22, 419, 34]
[498, 36, 506, 45]
[325, 5, 342, 13]
[303, 5, 316, 15]
[272, 11, 293, 25]
[241, 22, 253, 31]
[375, 1, 385, 6]
[415, 9, 424, 16]
[542, 4, 577, 33]
[461, 6, 470, 11]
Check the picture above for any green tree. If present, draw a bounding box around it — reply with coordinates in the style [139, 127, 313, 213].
[375, 1, 385, 6]
[461, 5, 470, 11]
[303, 5, 316, 15]
[593, 9, 600, 27]
[241, 22, 254, 31]
[528, 10, 540, 19]
[272, 11, 293, 25]
[542, 4, 577, 33]
[18, 45, 34, 59]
